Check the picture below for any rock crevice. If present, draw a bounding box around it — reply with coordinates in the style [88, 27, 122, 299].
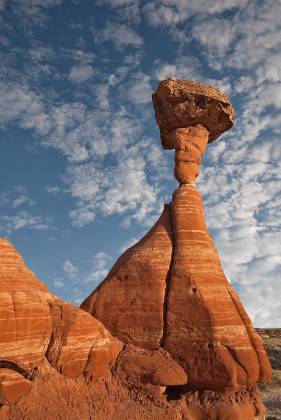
[159, 204, 174, 348]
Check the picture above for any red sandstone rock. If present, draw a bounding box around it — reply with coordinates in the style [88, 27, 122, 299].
[152, 79, 271, 390]
[0, 363, 266, 420]
[0, 237, 122, 404]
[0, 238, 54, 377]
[152, 78, 234, 146]
[81, 205, 173, 350]
[81, 79, 271, 419]
[0, 79, 272, 420]
[46, 300, 122, 379]
[172, 125, 209, 183]
[0, 369, 31, 405]
[164, 184, 271, 390]
[114, 344, 187, 391]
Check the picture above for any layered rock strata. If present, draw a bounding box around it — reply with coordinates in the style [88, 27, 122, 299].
[0, 237, 122, 405]
[82, 205, 174, 350]
[81, 79, 271, 418]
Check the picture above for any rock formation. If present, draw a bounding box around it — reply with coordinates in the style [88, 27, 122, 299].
[0, 237, 122, 405]
[0, 79, 272, 420]
[81, 79, 272, 418]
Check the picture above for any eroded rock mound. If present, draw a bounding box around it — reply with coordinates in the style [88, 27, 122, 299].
[0, 237, 122, 405]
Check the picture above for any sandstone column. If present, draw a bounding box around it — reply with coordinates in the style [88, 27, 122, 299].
[82, 79, 271, 401]
[152, 78, 271, 390]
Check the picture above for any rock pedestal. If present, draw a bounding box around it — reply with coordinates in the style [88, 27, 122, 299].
[81, 79, 272, 418]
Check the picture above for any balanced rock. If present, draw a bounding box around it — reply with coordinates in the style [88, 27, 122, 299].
[81, 79, 271, 418]
[152, 80, 271, 389]
[0, 79, 272, 420]
[0, 237, 122, 404]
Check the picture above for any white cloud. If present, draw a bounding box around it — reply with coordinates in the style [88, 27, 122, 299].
[58, 47, 96, 65]
[84, 252, 112, 284]
[11, 195, 36, 208]
[97, 0, 141, 24]
[46, 186, 60, 194]
[0, 81, 50, 135]
[69, 206, 96, 227]
[53, 278, 64, 289]
[255, 53, 281, 85]
[59, 252, 113, 304]
[67, 150, 160, 228]
[63, 259, 79, 281]
[187, 1, 281, 74]
[69, 65, 94, 83]
[0, 186, 36, 209]
[95, 22, 143, 50]
[46, 102, 90, 162]
[10, 0, 63, 26]
[0, 72, 170, 231]
[240, 277, 281, 327]
[29, 46, 55, 62]
[0, 211, 49, 233]
[191, 17, 236, 52]
[126, 72, 152, 105]
[225, 1, 281, 71]
[143, 0, 249, 27]
[154, 57, 200, 81]
[198, 119, 281, 328]
[144, 3, 180, 26]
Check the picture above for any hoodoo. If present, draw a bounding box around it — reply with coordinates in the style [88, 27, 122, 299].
[0, 79, 272, 420]
[81, 79, 272, 419]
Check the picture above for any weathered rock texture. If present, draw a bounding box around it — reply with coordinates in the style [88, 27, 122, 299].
[0, 237, 122, 405]
[0, 363, 266, 420]
[83, 205, 173, 350]
[164, 184, 270, 391]
[152, 78, 234, 146]
[81, 79, 271, 419]
[0, 238, 265, 420]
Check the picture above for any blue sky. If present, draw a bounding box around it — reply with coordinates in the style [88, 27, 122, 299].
[0, 0, 280, 327]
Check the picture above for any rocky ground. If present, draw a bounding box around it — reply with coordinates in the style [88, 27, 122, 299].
[0, 329, 279, 420]
[257, 329, 281, 419]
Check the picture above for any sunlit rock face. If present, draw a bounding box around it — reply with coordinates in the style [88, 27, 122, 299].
[0, 237, 122, 405]
[82, 205, 174, 350]
[81, 79, 271, 419]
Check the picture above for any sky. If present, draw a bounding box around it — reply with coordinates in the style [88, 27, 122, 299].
[0, 0, 280, 327]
